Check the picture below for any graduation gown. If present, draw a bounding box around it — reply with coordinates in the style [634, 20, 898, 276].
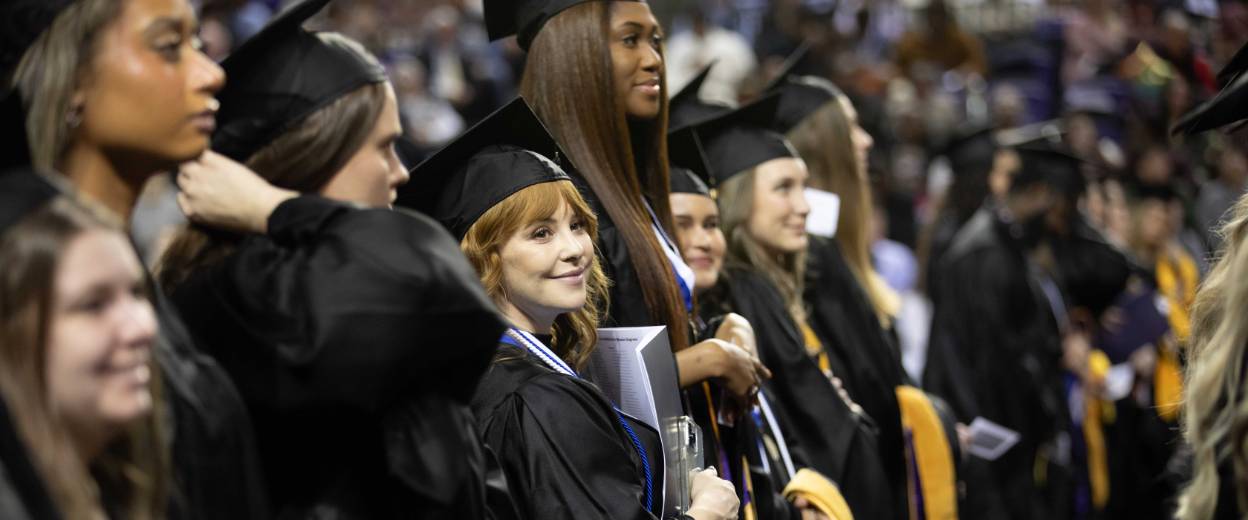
[804, 235, 908, 514]
[709, 265, 895, 520]
[923, 207, 1067, 520]
[151, 276, 270, 520]
[168, 195, 508, 518]
[471, 344, 663, 520]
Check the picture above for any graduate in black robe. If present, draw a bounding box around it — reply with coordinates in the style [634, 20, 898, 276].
[668, 135, 851, 519]
[161, 1, 511, 517]
[405, 98, 738, 520]
[923, 144, 1089, 520]
[763, 60, 959, 519]
[674, 88, 896, 519]
[1, 3, 269, 517]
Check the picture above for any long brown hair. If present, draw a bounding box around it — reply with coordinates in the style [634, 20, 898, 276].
[717, 168, 809, 327]
[156, 33, 387, 289]
[11, 0, 121, 170]
[519, 1, 690, 351]
[786, 95, 898, 324]
[0, 196, 169, 520]
[460, 181, 609, 370]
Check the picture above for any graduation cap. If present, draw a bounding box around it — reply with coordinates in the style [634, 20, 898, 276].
[1011, 139, 1086, 198]
[668, 63, 723, 133]
[1172, 40, 1248, 135]
[0, 0, 75, 79]
[761, 43, 844, 132]
[668, 129, 712, 197]
[692, 92, 795, 185]
[213, 0, 388, 162]
[484, 0, 642, 50]
[939, 124, 998, 179]
[397, 97, 571, 240]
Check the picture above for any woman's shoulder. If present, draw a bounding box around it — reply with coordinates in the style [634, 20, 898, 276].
[472, 350, 616, 425]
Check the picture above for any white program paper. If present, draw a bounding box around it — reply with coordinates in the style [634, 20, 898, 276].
[1104, 363, 1136, 402]
[804, 188, 841, 238]
[966, 417, 1021, 461]
[584, 326, 686, 517]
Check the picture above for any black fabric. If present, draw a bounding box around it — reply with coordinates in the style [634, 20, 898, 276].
[483, 0, 642, 50]
[689, 94, 795, 185]
[0, 0, 74, 79]
[399, 97, 570, 240]
[704, 266, 895, 520]
[0, 169, 61, 237]
[667, 166, 710, 196]
[668, 64, 718, 133]
[167, 196, 507, 518]
[1174, 40, 1248, 135]
[149, 274, 271, 520]
[213, 0, 387, 162]
[1048, 218, 1132, 319]
[803, 236, 908, 517]
[767, 76, 841, 134]
[471, 346, 661, 520]
[922, 207, 1068, 520]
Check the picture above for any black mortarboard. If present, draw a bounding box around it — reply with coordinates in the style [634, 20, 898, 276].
[213, 0, 387, 162]
[668, 129, 712, 196]
[0, 0, 75, 79]
[0, 90, 65, 236]
[668, 63, 721, 133]
[1172, 40, 1248, 135]
[761, 43, 844, 132]
[1012, 140, 1085, 198]
[692, 93, 795, 184]
[397, 97, 571, 240]
[484, 0, 642, 50]
[668, 166, 711, 197]
[940, 124, 998, 178]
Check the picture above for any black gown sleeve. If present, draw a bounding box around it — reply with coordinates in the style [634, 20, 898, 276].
[172, 195, 506, 414]
[475, 358, 660, 520]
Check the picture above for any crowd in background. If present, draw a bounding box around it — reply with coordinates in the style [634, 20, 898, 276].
[170, 0, 1247, 381]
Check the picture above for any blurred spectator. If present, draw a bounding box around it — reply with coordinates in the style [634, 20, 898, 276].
[392, 57, 464, 150]
[1196, 145, 1248, 249]
[1062, 0, 1129, 85]
[1150, 8, 1217, 96]
[894, 0, 987, 81]
[667, 5, 759, 106]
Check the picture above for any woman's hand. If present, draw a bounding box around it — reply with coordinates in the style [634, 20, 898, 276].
[677, 339, 771, 400]
[792, 497, 831, 520]
[686, 468, 739, 520]
[714, 313, 758, 358]
[177, 151, 297, 234]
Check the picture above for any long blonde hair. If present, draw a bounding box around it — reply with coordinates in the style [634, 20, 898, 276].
[11, 0, 121, 170]
[786, 94, 898, 325]
[718, 168, 808, 326]
[1178, 191, 1248, 519]
[459, 181, 609, 370]
[0, 196, 168, 520]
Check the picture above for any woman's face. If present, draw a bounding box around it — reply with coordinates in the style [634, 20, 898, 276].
[608, 2, 664, 120]
[838, 96, 873, 179]
[48, 229, 156, 445]
[747, 158, 811, 255]
[321, 84, 409, 208]
[671, 193, 725, 292]
[497, 197, 595, 329]
[77, 0, 225, 167]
